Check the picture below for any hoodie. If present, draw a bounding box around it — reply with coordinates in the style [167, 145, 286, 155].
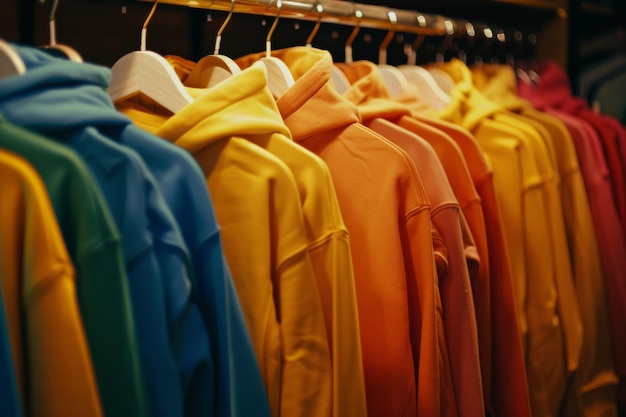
[117, 62, 332, 417]
[165, 54, 367, 417]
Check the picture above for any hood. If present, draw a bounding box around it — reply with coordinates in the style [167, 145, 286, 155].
[433, 59, 501, 132]
[335, 61, 412, 122]
[151, 62, 291, 153]
[471, 64, 531, 112]
[0, 44, 129, 134]
[236, 47, 361, 141]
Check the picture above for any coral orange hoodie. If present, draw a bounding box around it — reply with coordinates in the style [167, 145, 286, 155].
[237, 47, 440, 417]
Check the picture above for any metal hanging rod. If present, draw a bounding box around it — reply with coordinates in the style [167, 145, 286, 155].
[141, 0, 450, 35]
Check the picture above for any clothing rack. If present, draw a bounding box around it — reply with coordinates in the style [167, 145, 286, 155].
[141, 0, 450, 36]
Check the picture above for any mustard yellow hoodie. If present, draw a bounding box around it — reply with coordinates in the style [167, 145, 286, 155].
[166, 54, 367, 417]
[117, 63, 332, 417]
[0, 147, 103, 417]
[435, 59, 585, 417]
[473, 65, 618, 417]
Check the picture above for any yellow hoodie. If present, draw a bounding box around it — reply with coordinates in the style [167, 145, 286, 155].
[166, 54, 367, 417]
[117, 63, 332, 417]
[0, 148, 103, 417]
[435, 59, 584, 417]
[473, 65, 618, 417]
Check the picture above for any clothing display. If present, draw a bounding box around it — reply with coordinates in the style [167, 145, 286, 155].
[1, 2, 626, 417]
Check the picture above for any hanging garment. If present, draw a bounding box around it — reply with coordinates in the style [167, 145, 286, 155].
[435, 59, 584, 417]
[237, 46, 441, 417]
[473, 64, 618, 417]
[118, 62, 332, 417]
[0, 140, 103, 417]
[0, 95, 147, 417]
[165, 54, 367, 417]
[406, 113, 531, 417]
[337, 60, 484, 417]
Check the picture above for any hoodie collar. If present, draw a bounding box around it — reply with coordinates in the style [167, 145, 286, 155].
[0, 44, 129, 133]
[236, 47, 360, 141]
[435, 59, 501, 131]
[149, 62, 291, 153]
[335, 61, 412, 122]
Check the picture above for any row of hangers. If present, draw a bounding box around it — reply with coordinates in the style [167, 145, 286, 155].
[0, 0, 540, 114]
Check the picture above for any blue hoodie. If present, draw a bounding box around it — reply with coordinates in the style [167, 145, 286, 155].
[0, 46, 208, 417]
[0, 45, 270, 417]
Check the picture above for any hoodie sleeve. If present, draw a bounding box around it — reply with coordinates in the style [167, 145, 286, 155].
[271, 162, 332, 417]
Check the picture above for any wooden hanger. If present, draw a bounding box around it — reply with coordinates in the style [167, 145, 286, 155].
[41, 0, 83, 62]
[260, 0, 295, 98]
[183, 0, 241, 88]
[108, 0, 193, 114]
[0, 39, 26, 79]
[377, 11, 410, 99]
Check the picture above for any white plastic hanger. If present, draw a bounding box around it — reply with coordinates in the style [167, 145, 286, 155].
[260, 0, 295, 98]
[397, 25, 451, 109]
[108, 0, 193, 114]
[0, 39, 26, 79]
[40, 0, 83, 62]
[184, 0, 241, 88]
[427, 68, 455, 94]
[377, 10, 410, 98]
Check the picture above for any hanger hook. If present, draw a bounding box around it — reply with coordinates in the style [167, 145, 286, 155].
[42, 0, 60, 46]
[306, 1, 324, 47]
[265, 0, 283, 58]
[378, 9, 397, 65]
[214, 0, 235, 54]
[436, 19, 455, 63]
[345, 5, 362, 64]
[141, 0, 160, 51]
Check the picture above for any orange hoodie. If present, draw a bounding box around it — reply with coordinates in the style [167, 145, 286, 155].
[473, 64, 618, 417]
[117, 63, 332, 417]
[237, 47, 441, 417]
[0, 147, 103, 417]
